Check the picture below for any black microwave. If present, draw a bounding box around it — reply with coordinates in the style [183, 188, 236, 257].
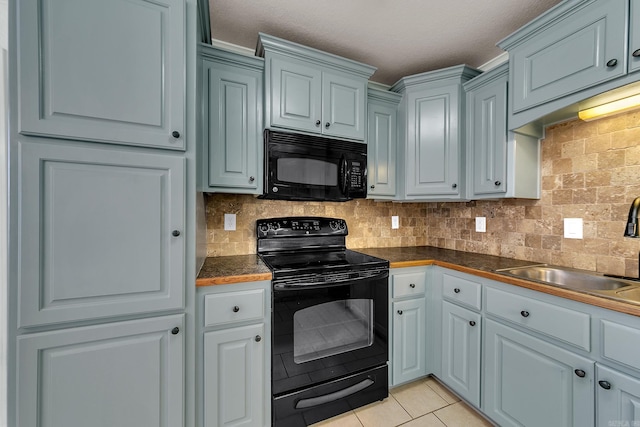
[260, 130, 368, 202]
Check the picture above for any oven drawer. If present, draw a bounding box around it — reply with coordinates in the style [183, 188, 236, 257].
[203, 289, 265, 327]
[392, 271, 426, 298]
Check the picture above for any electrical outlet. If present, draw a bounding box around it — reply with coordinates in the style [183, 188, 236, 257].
[224, 213, 236, 231]
[475, 217, 486, 233]
[391, 216, 399, 229]
[564, 218, 583, 239]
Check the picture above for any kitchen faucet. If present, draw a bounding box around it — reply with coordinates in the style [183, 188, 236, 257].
[624, 197, 640, 278]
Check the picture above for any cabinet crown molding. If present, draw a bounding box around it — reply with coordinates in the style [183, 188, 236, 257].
[390, 64, 481, 93]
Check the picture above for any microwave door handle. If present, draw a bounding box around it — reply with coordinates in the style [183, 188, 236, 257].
[339, 155, 349, 196]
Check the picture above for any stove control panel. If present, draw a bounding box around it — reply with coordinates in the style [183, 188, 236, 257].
[257, 217, 348, 238]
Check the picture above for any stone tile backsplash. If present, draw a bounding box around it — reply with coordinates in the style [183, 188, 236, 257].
[205, 109, 640, 277]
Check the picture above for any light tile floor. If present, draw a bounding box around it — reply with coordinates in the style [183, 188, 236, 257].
[311, 377, 494, 427]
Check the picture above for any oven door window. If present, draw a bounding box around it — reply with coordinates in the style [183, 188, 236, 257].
[276, 157, 338, 186]
[293, 299, 373, 364]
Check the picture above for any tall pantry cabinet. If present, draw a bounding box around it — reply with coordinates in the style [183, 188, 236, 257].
[7, 0, 198, 426]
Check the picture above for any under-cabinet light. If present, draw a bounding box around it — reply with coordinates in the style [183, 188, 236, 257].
[578, 92, 640, 121]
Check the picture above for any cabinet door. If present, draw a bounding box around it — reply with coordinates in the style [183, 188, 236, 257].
[323, 71, 366, 140]
[269, 55, 322, 134]
[392, 298, 426, 385]
[405, 85, 461, 197]
[597, 365, 640, 425]
[17, 0, 185, 150]
[203, 61, 262, 193]
[204, 323, 266, 427]
[484, 319, 594, 427]
[18, 140, 185, 327]
[441, 301, 481, 407]
[631, 0, 640, 73]
[509, 0, 627, 113]
[367, 100, 397, 198]
[17, 315, 184, 427]
[468, 75, 507, 196]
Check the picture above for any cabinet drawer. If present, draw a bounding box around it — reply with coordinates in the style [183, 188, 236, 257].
[601, 319, 640, 372]
[392, 271, 426, 298]
[204, 289, 265, 327]
[485, 286, 590, 351]
[442, 271, 482, 311]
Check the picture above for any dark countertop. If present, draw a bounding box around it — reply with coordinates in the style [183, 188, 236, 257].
[196, 246, 640, 317]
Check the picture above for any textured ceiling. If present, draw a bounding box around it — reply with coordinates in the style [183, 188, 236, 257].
[208, 0, 563, 86]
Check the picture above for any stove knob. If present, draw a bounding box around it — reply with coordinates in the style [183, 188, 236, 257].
[258, 224, 269, 234]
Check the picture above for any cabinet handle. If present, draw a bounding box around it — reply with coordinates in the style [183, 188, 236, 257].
[325, 122, 330, 128]
[574, 369, 586, 378]
[171, 131, 180, 138]
[233, 306, 240, 313]
[454, 288, 461, 293]
[606, 59, 618, 68]
[171, 327, 180, 335]
[315, 120, 321, 127]
[598, 380, 612, 390]
[633, 49, 640, 58]
[255, 335, 262, 342]
[249, 176, 255, 182]
[494, 180, 501, 186]
[410, 283, 416, 288]
[397, 310, 403, 315]
[172, 230, 181, 237]
[370, 185, 375, 189]
[469, 321, 476, 327]
[452, 183, 457, 189]
[521, 310, 530, 318]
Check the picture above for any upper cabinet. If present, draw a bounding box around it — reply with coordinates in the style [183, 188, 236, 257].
[367, 89, 401, 199]
[464, 63, 540, 200]
[257, 33, 376, 141]
[16, 0, 185, 150]
[198, 45, 264, 194]
[499, 0, 640, 131]
[391, 65, 481, 201]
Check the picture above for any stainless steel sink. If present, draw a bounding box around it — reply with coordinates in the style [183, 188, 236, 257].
[496, 264, 636, 291]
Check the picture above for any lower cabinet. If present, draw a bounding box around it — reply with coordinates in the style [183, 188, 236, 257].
[441, 301, 481, 407]
[17, 315, 185, 427]
[597, 364, 640, 425]
[198, 281, 271, 427]
[484, 318, 594, 427]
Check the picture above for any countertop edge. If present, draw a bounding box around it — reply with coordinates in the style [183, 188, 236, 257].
[196, 272, 272, 286]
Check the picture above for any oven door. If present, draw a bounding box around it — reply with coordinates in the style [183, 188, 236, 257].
[272, 270, 389, 397]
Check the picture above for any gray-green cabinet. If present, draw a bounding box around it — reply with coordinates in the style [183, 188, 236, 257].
[257, 33, 376, 141]
[17, 314, 185, 427]
[484, 318, 595, 427]
[391, 65, 480, 200]
[389, 268, 427, 386]
[631, 1, 640, 73]
[198, 281, 271, 427]
[597, 364, 640, 425]
[198, 45, 264, 194]
[17, 140, 185, 327]
[16, 0, 185, 150]
[366, 89, 401, 199]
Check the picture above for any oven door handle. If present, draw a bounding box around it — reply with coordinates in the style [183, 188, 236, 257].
[273, 271, 388, 290]
[295, 377, 375, 409]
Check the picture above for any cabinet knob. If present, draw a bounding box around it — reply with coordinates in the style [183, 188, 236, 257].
[315, 120, 321, 127]
[606, 59, 618, 68]
[454, 288, 461, 293]
[469, 320, 476, 327]
[574, 369, 586, 378]
[171, 327, 180, 335]
[249, 176, 255, 182]
[397, 310, 403, 315]
[325, 122, 330, 128]
[370, 185, 375, 189]
[172, 230, 181, 237]
[410, 283, 416, 288]
[233, 306, 240, 313]
[633, 49, 640, 58]
[494, 180, 501, 186]
[255, 335, 262, 342]
[598, 380, 612, 390]
[521, 310, 530, 318]
[171, 131, 180, 138]
[452, 183, 457, 189]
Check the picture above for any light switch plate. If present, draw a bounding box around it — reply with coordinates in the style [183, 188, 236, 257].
[391, 216, 399, 229]
[224, 213, 236, 231]
[564, 218, 583, 239]
[475, 217, 486, 233]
